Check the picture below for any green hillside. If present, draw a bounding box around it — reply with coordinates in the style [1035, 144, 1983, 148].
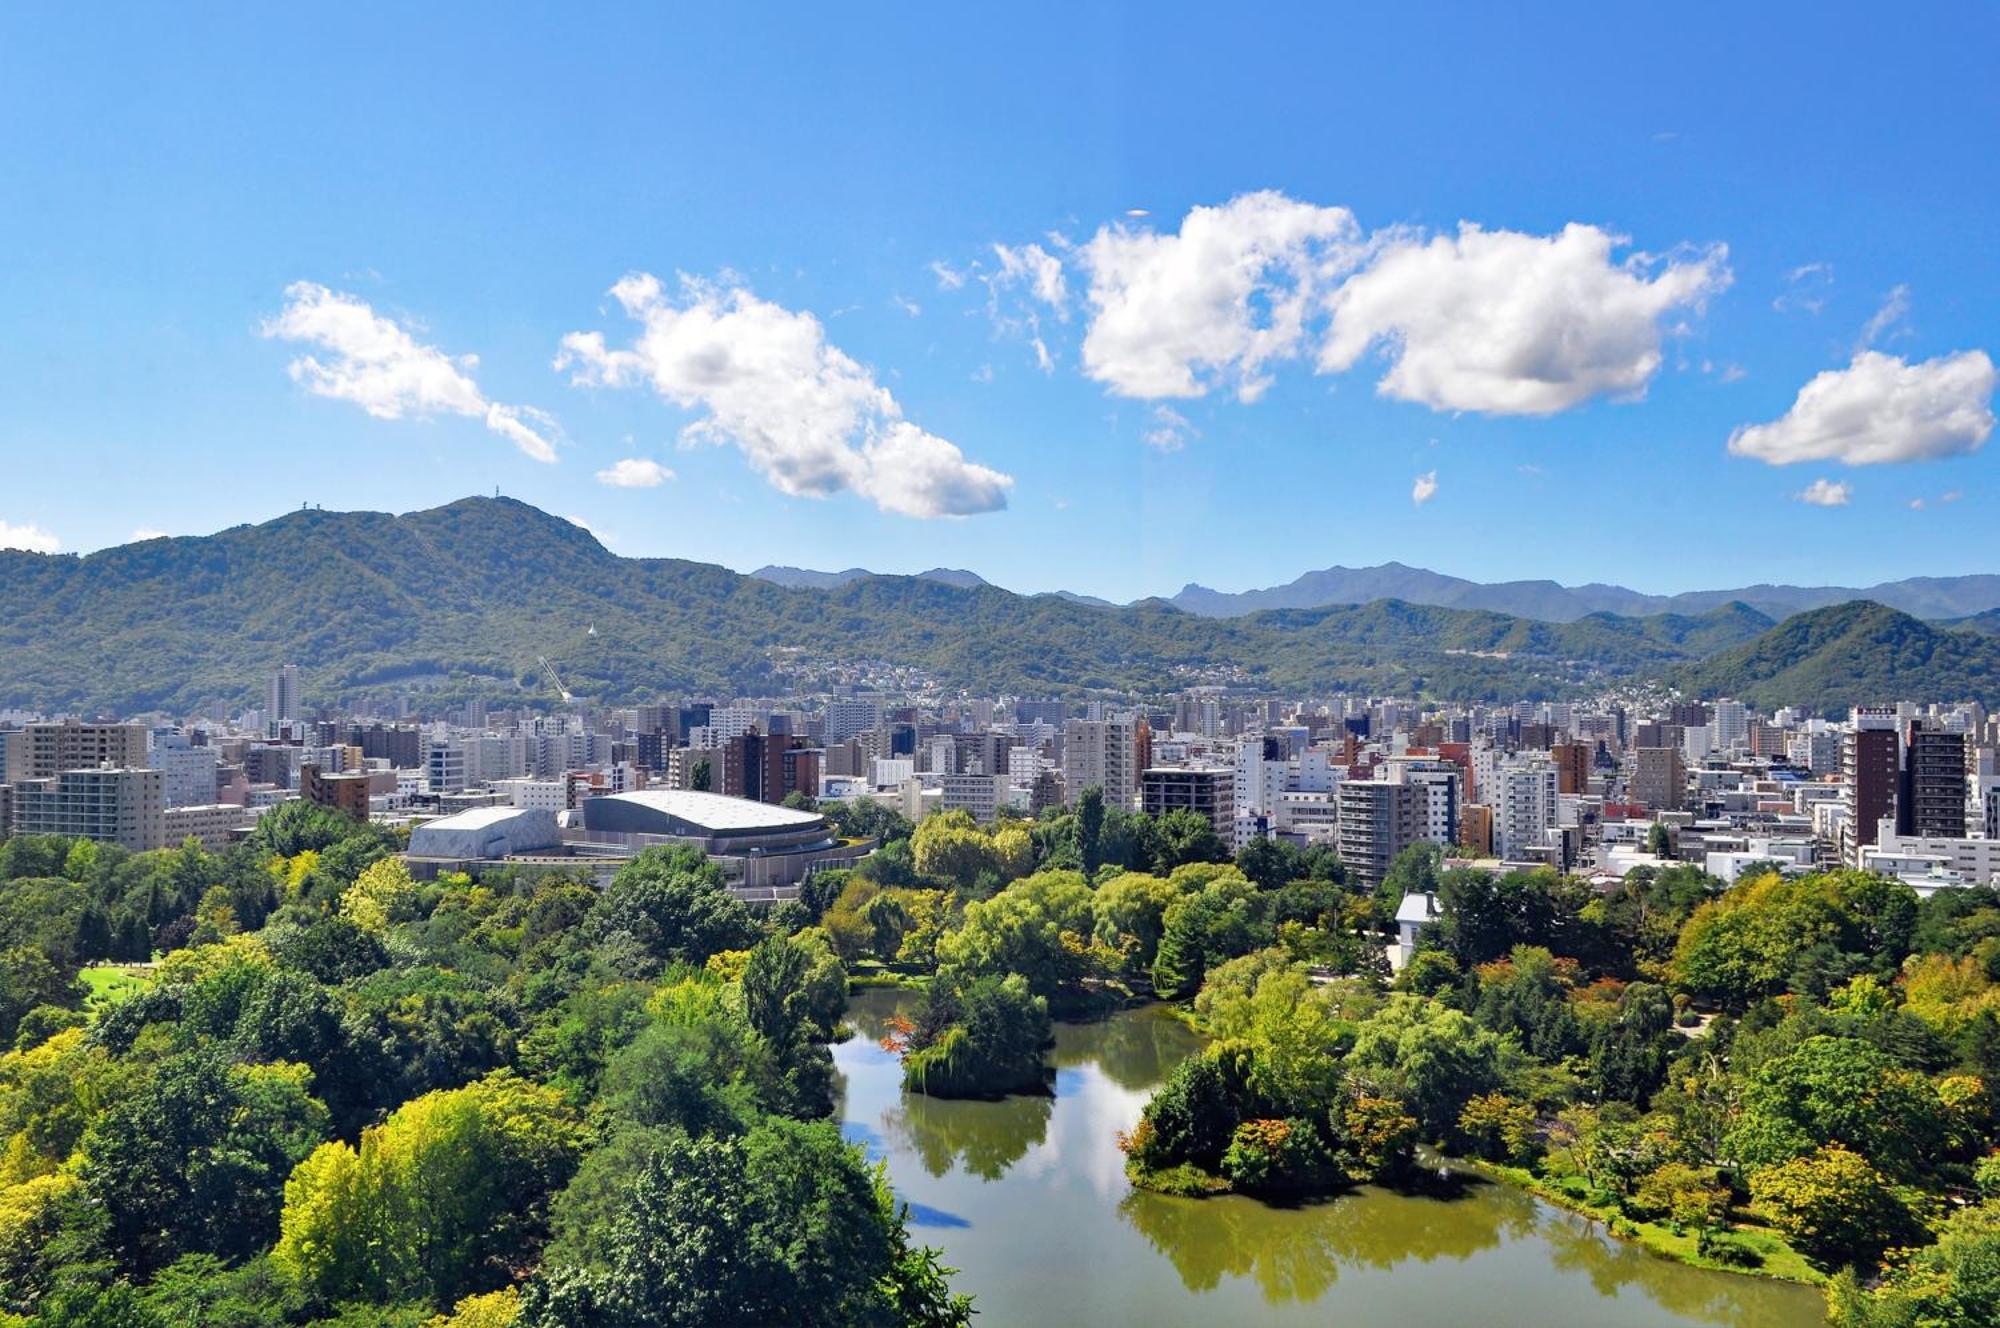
[1672, 601, 2000, 715]
[0, 496, 1963, 714]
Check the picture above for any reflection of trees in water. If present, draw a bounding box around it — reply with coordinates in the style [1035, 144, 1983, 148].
[1118, 1183, 1507, 1303]
[881, 1087, 1052, 1181]
[1536, 1207, 1820, 1328]
[1056, 1006, 1203, 1092]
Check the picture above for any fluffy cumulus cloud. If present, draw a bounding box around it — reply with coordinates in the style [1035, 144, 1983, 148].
[0, 520, 60, 553]
[1320, 224, 1730, 415]
[557, 274, 1011, 517]
[1728, 349, 1997, 466]
[1795, 477, 1852, 506]
[1079, 191, 1364, 402]
[594, 457, 674, 488]
[1411, 470, 1439, 505]
[262, 282, 558, 462]
[1063, 194, 1728, 415]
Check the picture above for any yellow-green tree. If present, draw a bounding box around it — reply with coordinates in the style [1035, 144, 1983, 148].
[275, 1072, 586, 1308]
[339, 857, 422, 934]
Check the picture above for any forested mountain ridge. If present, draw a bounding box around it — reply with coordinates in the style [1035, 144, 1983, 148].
[1, 496, 1995, 714]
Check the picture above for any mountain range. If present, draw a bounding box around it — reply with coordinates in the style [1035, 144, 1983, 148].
[752, 560, 2000, 623]
[2, 496, 1996, 717]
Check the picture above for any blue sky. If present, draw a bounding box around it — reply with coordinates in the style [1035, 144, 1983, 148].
[2, 4, 1996, 602]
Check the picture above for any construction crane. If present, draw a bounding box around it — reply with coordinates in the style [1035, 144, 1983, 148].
[537, 655, 574, 704]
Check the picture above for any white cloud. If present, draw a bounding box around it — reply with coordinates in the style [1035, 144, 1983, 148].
[1728, 349, 1997, 466]
[0, 520, 59, 554]
[130, 527, 169, 542]
[1411, 470, 1439, 505]
[1855, 283, 1912, 352]
[594, 457, 674, 488]
[263, 282, 558, 462]
[892, 294, 922, 318]
[1794, 477, 1852, 506]
[929, 261, 967, 291]
[557, 273, 1011, 517]
[990, 242, 1068, 315]
[1774, 262, 1833, 315]
[1142, 405, 1194, 453]
[1320, 223, 1729, 415]
[1080, 191, 1365, 402]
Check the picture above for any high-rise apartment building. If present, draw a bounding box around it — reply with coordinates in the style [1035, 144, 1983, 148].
[1549, 742, 1590, 796]
[1843, 707, 1901, 867]
[1492, 755, 1559, 859]
[1062, 715, 1146, 811]
[1140, 766, 1236, 840]
[1335, 780, 1424, 890]
[1631, 746, 1686, 812]
[1900, 720, 1967, 839]
[20, 720, 147, 779]
[10, 766, 166, 851]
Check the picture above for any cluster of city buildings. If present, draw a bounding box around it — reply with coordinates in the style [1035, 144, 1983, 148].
[5, 663, 2000, 908]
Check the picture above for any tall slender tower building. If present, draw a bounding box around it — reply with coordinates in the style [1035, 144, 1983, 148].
[268, 664, 301, 731]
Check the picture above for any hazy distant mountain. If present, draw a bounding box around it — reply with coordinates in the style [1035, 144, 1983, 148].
[749, 565, 874, 590]
[1167, 565, 2000, 622]
[752, 564, 990, 591]
[1, 497, 1991, 714]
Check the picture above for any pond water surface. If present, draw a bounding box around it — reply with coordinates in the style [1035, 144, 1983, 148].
[836, 990, 1826, 1327]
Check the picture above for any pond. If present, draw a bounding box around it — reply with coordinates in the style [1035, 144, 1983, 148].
[836, 989, 1826, 1327]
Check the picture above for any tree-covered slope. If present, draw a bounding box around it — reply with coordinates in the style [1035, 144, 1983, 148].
[1672, 601, 2000, 715]
[0, 496, 1881, 713]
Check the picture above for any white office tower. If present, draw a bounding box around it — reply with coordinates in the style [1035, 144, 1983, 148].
[268, 665, 301, 730]
[1711, 699, 1748, 753]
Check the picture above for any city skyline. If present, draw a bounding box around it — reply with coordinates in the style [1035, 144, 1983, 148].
[3, 5, 1998, 601]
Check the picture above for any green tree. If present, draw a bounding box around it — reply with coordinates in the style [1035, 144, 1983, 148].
[1346, 994, 1503, 1137]
[936, 871, 1099, 1009]
[1726, 1035, 1951, 1182]
[522, 1119, 906, 1328]
[588, 847, 755, 972]
[1749, 1144, 1916, 1272]
[79, 1054, 328, 1275]
[273, 1072, 587, 1308]
[1827, 1197, 2000, 1327]
[899, 973, 1051, 1098]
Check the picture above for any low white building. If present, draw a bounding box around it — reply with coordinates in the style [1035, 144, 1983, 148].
[408, 806, 561, 861]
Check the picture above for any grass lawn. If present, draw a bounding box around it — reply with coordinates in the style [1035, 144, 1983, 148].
[79, 964, 153, 1012]
[1481, 1161, 1822, 1286]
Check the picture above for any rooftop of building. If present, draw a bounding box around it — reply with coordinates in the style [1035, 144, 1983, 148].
[589, 788, 823, 833]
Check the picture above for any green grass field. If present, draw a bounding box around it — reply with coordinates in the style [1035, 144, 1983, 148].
[79, 964, 153, 1012]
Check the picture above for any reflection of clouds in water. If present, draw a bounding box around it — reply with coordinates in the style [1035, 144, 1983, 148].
[1012, 1065, 1155, 1201]
[835, 991, 1820, 1327]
